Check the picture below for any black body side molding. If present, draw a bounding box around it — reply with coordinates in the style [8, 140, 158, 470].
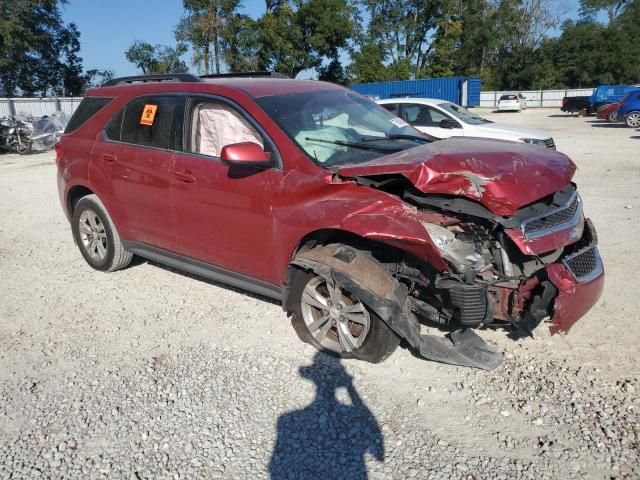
[121, 241, 283, 301]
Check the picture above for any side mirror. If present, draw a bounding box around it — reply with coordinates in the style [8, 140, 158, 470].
[439, 119, 461, 129]
[220, 142, 272, 168]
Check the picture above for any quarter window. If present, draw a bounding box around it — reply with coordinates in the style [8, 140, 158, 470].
[65, 97, 112, 134]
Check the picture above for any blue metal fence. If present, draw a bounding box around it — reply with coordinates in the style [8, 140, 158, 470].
[351, 77, 482, 107]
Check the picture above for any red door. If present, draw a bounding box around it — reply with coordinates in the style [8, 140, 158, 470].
[170, 97, 279, 282]
[93, 95, 182, 250]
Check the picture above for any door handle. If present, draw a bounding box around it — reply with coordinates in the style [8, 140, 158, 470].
[101, 153, 117, 164]
[173, 170, 196, 183]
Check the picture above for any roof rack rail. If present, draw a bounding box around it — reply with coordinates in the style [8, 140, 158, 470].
[102, 73, 203, 87]
[200, 71, 289, 79]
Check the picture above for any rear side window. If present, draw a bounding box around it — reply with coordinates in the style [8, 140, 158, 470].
[109, 96, 183, 150]
[65, 97, 112, 134]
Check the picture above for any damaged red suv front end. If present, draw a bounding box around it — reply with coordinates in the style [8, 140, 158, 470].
[332, 137, 604, 339]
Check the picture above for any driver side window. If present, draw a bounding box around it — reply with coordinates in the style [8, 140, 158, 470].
[189, 100, 263, 158]
[403, 104, 451, 127]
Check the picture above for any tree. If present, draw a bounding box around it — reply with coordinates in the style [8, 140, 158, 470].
[579, 0, 629, 23]
[257, 0, 357, 78]
[176, 0, 249, 75]
[347, 40, 391, 83]
[0, 0, 88, 96]
[83, 69, 115, 90]
[125, 41, 188, 74]
[359, 0, 441, 80]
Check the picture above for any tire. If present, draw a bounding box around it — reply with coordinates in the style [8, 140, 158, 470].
[607, 110, 617, 123]
[625, 111, 640, 128]
[71, 194, 133, 272]
[16, 141, 32, 155]
[288, 266, 400, 363]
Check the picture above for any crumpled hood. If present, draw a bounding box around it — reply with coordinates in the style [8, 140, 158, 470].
[337, 137, 576, 216]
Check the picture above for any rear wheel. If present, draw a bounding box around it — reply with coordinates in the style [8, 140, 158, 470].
[71, 194, 133, 272]
[289, 267, 400, 363]
[625, 111, 640, 128]
[607, 110, 617, 122]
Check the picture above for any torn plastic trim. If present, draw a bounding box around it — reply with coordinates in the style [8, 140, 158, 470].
[287, 244, 503, 370]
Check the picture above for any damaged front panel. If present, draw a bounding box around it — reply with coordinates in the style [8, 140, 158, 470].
[333, 173, 601, 337]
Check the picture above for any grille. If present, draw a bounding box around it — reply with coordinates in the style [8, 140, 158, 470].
[544, 138, 556, 150]
[564, 247, 598, 280]
[513, 248, 564, 277]
[524, 194, 579, 235]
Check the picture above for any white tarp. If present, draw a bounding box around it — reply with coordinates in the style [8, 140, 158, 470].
[195, 103, 262, 157]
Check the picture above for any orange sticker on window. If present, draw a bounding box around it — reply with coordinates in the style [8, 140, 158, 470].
[140, 104, 157, 126]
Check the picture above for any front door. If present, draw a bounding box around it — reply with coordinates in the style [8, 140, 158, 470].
[170, 97, 278, 283]
[401, 103, 460, 139]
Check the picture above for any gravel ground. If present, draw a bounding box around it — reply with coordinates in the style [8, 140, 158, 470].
[0, 109, 639, 479]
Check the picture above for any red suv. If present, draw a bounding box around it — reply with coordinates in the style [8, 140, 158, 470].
[56, 73, 604, 370]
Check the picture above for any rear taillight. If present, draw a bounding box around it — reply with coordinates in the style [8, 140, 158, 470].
[562, 98, 568, 106]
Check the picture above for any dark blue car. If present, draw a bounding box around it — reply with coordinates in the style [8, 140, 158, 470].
[618, 90, 640, 128]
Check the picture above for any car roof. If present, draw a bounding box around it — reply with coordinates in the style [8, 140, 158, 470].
[86, 77, 345, 99]
[376, 98, 451, 106]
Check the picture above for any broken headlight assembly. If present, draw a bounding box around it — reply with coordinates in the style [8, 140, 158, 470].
[423, 222, 493, 274]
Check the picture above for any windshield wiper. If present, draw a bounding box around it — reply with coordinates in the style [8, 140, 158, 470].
[304, 137, 402, 153]
[361, 134, 429, 143]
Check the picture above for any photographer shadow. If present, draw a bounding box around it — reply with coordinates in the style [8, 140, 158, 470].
[269, 352, 384, 480]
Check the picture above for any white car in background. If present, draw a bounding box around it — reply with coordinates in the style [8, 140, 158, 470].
[497, 93, 527, 112]
[377, 98, 554, 149]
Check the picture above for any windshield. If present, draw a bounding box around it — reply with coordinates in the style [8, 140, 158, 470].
[256, 90, 429, 167]
[438, 103, 491, 125]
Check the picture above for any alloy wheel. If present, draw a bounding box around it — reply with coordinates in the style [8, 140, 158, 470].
[626, 112, 640, 128]
[300, 276, 371, 354]
[78, 209, 108, 262]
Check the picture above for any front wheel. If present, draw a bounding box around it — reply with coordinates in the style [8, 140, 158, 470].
[608, 110, 617, 122]
[289, 268, 400, 363]
[625, 111, 640, 128]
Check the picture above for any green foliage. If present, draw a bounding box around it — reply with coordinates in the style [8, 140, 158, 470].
[257, 0, 357, 78]
[0, 0, 88, 96]
[176, 0, 250, 75]
[125, 41, 188, 74]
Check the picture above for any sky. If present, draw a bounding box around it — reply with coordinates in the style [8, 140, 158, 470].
[61, 0, 584, 78]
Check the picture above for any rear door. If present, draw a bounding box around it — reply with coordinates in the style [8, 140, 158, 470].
[170, 95, 279, 282]
[94, 94, 184, 250]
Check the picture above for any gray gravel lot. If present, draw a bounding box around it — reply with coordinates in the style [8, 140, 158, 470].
[0, 109, 639, 479]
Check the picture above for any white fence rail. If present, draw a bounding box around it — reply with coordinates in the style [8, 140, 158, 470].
[0, 97, 84, 118]
[480, 89, 594, 108]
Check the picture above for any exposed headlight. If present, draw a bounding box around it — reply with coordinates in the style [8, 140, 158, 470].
[520, 138, 547, 146]
[423, 223, 486, 273]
